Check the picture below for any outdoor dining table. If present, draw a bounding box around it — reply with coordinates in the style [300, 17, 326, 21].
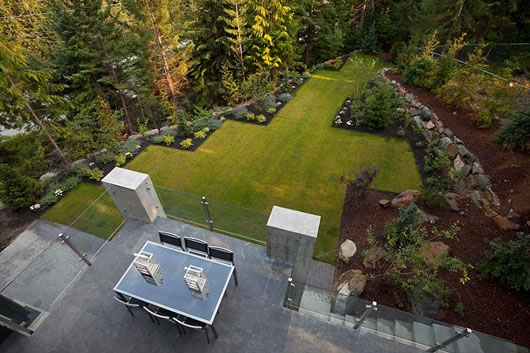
[113, 240, 234, 325]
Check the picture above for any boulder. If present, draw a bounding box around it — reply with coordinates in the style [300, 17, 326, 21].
[337, 269, 366, 297]
[159, 126, 170, 133]
[474, 174, 489, 190]
[472, 162, 484, 175]
[128, 134, 142, 140]
[454, 136, 464, 145]
[420, 241, 450, 264]
[444, 128, 454, 138]
[391, 189, 420, 208]
[413, 116, 424, 129]
[425, 121, 435, 130]
[493, 215, 520, 230]
[363, 247, 384, 269]
[339, 240, 357, 262]
[465, 175, 478, 190]
[440, 137, 453, 150]
[416, 209, 439, 224]
[39, 171, 59, 183]
[396, 107, 406, 114]
[454, 180, 466, 194]
[145, 128, 159, 137]
[405, 93, 414, 102]
[409, 107, 420, 116]
[447, 144, 458, 160]
[445, 193, 460, 212]
[420, 108, 432, 121]
[453, 155, 466, 172]
[379, 199, 391, 208]
[169, 125, 178, 130]
[433, 119, 444, 134]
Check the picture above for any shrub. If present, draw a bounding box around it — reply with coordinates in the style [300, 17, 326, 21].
[206, 118, 222, 130]
[256, 115, 266, 123]
[360, 23, 377, 53]
[245, 113, 255, 121]
[231, 106, 249, 120]
[340, 166, 379, 198]
[397, 127, 406, 137]
[0, 164, 42, 209]
[220, 65, 244, 105]
[241, 71, 274, 112]
[116, 140, 141, 155]
[302, 71, 311, 79]
[77, 167, 104, 181]
[177, 119, 193, 137]
[152, 135, 165, 144]
[114, 154, 126, 167]
[278, 93, 292, 102]
[366, 206, 468, 306]
[480, 233, 530, 291]
[267, 107, 276, 114]
[138, 119, 149, 136]
[323, 59, 342, 70]
[421, 177, 452, 208]
[403, 57, 437, 88]
[424, 139, 450, 173]
[355, 78, 401, 129]
[39, 192, 59, 209]
[495, 110, 530, 151]
[96, 151, 115, 164]
[180, 138, 193, 149]
[193, 105, 212, 120]
[263, 95, 277, 110]
[194, 131, 207, 139]
[163, 135, 175, 146]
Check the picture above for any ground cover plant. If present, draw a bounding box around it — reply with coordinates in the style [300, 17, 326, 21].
[45, 56, 421, 263]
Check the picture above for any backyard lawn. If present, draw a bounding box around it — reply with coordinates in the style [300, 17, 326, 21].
[43, 55, 421, 263]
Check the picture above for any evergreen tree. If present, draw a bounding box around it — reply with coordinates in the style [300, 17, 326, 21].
[222, 0, 250, 81]
[0, 38, 68, 162]
[361, 23, 377, 53]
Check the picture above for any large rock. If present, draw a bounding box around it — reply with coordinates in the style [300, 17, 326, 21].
[39, 171, 59, 183]
[472, 162, 484, 175]
[420, 241, 450, 265]
[493, 215, 520, 230]
[445, 193, 460, 212]
[145, 128, 159, 137]
[128, 134, 142, 140]
[420, 108, 432, 121]
[425, 120, 435, 130]
[444, 128, 454, 138]
[379, 199, 391, 208]
[474, 174, 489, 190]
[447, 144, 458, 160]
[337, 269, 366, 297]
[416, 209, 439, 224]
[339, 240, 357, 262]
[453, 155, 466, 172]
[440, 137, 453, 150]
[363, 247, 385, 269]
[391, 189, 420, 208]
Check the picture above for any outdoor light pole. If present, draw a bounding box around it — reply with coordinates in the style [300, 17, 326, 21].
[201, 196, 214, 231]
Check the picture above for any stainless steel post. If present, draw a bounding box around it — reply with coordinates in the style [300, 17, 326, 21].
[353, 301, 377, 329]
[285, 277, 295, 308]
[58, 233, 92, 266]
[201, 196, 214, 231]
[427, 328, 472, 352]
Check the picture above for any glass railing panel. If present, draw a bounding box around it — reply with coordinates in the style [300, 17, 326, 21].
[155, 185, 206, 227]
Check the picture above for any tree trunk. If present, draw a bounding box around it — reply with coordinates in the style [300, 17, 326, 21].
[235, 2, 246, 81]
[144, 0, 176, 99]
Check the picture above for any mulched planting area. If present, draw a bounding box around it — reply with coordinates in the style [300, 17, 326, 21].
[334, 71, 530, 346]
[0, 207, 38, 251]
[337, 185, 530, 346]
[387, 71, 530, 222]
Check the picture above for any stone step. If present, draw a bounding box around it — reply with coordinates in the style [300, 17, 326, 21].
[432, 323, 460, 353]
[413, 321, 435, 347]
[394, 320, 414, 342]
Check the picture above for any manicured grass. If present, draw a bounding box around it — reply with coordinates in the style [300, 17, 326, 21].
[126, 55, 421, 262]
[41, 183, 124, 240]
[43, 54, 421, 262]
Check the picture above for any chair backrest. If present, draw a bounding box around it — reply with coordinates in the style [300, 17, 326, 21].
[184, 237, 209, 256]
[144, 307, 171, 321]
[208, 246, 234, 264]
[159, 231, 183, 249]
[174, 316, 204, 330]
[113, 296, 140, 308]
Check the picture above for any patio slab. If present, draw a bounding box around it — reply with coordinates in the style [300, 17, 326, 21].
[1, 217, 422, 353]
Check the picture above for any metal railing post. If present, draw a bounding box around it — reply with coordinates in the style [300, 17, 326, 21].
[427, 328, 472, 352]
[201, 196, 214, 231]
[285, 277, 295, 308]
[58, 233, 91, 266]
[353, 301, 377, 329]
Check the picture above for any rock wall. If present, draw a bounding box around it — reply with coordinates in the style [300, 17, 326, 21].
[379, 68, 518, 230]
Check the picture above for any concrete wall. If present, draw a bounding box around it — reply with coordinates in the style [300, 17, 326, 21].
[102, 168, 166, 223]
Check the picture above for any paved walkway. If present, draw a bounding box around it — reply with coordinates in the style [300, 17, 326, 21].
[1, 217, 421, 353]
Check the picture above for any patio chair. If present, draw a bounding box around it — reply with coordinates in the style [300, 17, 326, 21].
[184, 237, 209, 257]
[113, 295, 154, 322]
[158, 231, 184, 251]
[208, 246, 238, 286]
[144, 307, 184, 335]
[174, 316, 218, 344]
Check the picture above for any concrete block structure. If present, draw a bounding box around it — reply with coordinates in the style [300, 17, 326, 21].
[266, 206, 320, 284]
[102, 167, 165, 223]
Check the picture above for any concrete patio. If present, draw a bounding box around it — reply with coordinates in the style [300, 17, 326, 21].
[1, 217, 421, 353]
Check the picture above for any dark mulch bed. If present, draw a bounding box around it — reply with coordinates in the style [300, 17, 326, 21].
[332, 97, 428, 181]
[0, 207, 38, 252]
[337, 185, 530, 346]
[386, 71, 530, 222]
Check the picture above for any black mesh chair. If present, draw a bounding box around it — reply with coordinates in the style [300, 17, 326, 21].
[174, 316, 218, 344]
[184, 237, 209, 257]
[144, 307, 184, 334]
[158, 231, 184, 251]
[113, 295, 154, 322]
[208, 246, 238, 286]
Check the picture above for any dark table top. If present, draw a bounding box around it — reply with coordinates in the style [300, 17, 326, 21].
[114, 241, 233, 324]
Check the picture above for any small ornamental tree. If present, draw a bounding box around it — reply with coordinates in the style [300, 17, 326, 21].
[495, 109, 530, 151]
[0, 164, 42, 209]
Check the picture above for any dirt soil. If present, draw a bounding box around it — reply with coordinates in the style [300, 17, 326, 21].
[335, 72, 530, 346]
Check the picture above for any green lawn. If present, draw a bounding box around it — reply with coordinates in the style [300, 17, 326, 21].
[44, 55, 421, 262]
